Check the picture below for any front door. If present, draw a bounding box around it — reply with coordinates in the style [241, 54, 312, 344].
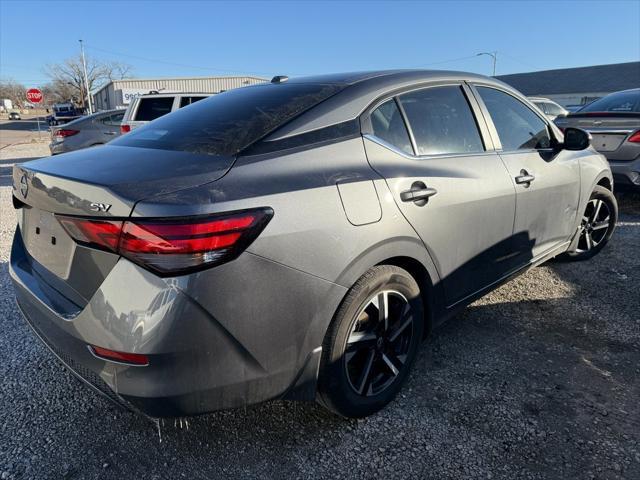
[363, 84, 518, 307]
[473, 86, 581, 261]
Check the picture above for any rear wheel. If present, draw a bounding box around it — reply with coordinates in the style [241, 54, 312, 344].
[317, 266, 424, 418]
[565, 185, 617, 260]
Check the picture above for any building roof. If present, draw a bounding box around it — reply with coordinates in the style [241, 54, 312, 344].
[496, 62, 640, 95]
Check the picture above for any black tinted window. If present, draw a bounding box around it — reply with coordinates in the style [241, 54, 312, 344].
[134, 97, 174, 121]
[370, 99, 413, 154]
[398, 86, 484, 156]
[477, 87, 550, 150]
[179, 96, 207, 108]
[579, 90, 640, 113]
[114, 83, 341, 156]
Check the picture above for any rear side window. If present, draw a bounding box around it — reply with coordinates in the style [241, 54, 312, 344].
[113, 83, 342, 156]
[477, 87, 551, 151]
[101, 112, 124, 126]
[579, 90, 640, 113]
[179, 96, 207, 108]
[545, 102, 564, 116]
[370, 99, 413, 155]
[398, 86, 484, 156]
[533, 102, 547, 113]
[134, 97, 175, 121]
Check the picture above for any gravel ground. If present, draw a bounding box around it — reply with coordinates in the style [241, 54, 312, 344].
[0, 144, 639, 479]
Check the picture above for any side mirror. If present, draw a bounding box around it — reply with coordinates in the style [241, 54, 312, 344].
[563, 127, 591, 151]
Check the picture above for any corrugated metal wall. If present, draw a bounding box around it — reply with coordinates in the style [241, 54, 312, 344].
[93, 76, 266, 109]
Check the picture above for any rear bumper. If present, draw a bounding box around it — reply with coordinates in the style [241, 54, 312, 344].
[609, 156, 640, 190]
[9, 227, 345, 417]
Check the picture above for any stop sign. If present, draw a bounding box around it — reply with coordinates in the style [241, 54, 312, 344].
[26, 88, 43, 104]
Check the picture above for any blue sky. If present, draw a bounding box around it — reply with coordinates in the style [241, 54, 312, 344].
[1, 0, 639, 87]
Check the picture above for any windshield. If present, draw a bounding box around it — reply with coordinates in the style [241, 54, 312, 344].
[112, 83, 342, 156]
[579, 90, 640, 113]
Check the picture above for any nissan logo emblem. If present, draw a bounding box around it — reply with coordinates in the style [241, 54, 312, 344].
[20, 174, 28, 198]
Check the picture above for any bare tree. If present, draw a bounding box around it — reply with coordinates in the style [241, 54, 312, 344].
[44, 54, 132, 109]
[0, 78, 27, 109]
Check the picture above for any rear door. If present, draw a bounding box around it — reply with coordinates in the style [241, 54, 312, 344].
[472, 85, 581, 261]
[363, 83, 518, 307]
[97, 111, 124, 141]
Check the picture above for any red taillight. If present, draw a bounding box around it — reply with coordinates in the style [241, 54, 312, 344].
[120, 124, 131, 133]
[628, 130, 640, 143]
[90, 345, 149, 366]
[55, 129, 80, 138]
[57, 208, 273, 275]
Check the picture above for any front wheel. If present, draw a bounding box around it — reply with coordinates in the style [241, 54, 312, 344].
[565, 185, 617, 261]
[317, 265, 424, 418]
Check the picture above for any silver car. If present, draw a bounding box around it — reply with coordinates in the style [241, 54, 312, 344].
[555, 88, 640, 190]
[11, 71, 616, 419]
[528, 97, 569, 121]
[49, 109, 125, 155]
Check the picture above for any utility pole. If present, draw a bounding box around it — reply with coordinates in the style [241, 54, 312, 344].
[477, 51, 497, 76]
[79, 39, 93, 114]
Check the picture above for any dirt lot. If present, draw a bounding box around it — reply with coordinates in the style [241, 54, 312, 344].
[0, 143, 638, 480]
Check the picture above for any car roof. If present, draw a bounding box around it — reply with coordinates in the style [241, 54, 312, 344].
[264, 69, 512, 141]
[528, 96, 553, 102]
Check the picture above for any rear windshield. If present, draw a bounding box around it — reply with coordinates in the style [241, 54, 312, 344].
[113, 83, 342, 156]
[579, 90, 640, 113]
[134, 97, 175, 121]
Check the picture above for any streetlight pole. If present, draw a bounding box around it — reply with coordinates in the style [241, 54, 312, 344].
[79, 39, 93, 114]
[477, 51, 497, 76]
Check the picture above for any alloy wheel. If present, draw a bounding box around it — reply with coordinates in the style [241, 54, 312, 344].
[576, 198, 611, 253]
[344, 290, 415, 397]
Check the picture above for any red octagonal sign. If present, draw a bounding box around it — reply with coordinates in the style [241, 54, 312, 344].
[26, 88, 43, 104]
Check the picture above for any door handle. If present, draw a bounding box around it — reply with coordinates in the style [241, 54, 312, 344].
[400, 182, 438, 206]
[515, 170, 535, 185]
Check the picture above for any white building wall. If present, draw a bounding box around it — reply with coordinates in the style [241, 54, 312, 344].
[93, 76, 267, 109]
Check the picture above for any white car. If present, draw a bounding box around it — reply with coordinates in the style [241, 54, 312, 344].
[528, 97, 569, 121]
[120, 92, 214, 133]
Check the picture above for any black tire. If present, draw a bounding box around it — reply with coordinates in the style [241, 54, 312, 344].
[317, 265, 424, 418]
[564, 185, 617, 261]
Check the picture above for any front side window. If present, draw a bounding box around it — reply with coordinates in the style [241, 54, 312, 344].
[398, 86, 484, 156]
[477, 87, 551, 151]
[370, 99, 413, 155]
[134, 97, 175, 121]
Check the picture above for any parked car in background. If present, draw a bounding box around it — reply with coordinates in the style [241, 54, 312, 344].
[8, 112, 21, 120]
[11, 71, 616, 419]
[49, 109, 125, 155]
[528, 97, 568, 121]
[565, 105, 585, 113]
[555, 88, 640, 190]
[48, 103, 84, 126]
[120, 92, 213, 133]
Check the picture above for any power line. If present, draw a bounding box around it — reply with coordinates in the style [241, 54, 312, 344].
[84, 44, 284, 77]
[414, 54, 481, 68]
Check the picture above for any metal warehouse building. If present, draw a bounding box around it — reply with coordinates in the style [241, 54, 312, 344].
[496, 62, 640, 108]
[93, 76, 267, 110]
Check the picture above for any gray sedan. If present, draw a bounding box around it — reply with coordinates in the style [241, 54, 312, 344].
[49, 109, 125, 155]
[11, 71, 616, 419]
[555, 88, 640, 190]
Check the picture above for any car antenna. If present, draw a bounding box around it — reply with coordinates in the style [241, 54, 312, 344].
[271, 75, 289, 84]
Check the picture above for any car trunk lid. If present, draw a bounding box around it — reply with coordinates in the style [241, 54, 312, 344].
[12, 145, 235, 301]
[556, 113, 640, 154]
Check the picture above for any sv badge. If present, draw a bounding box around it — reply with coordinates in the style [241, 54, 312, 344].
[89, 203, 112, 212]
